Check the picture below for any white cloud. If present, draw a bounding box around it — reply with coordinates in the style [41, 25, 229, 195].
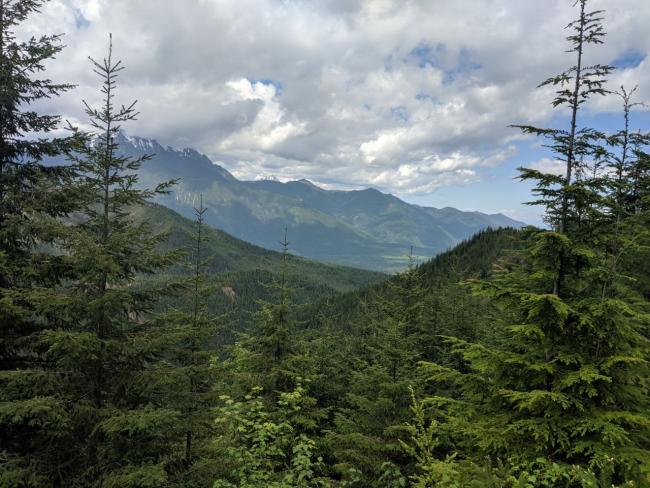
[23, 0, 650, 198]
[220, 79, 308, 151]
[529, 157, 566, 176]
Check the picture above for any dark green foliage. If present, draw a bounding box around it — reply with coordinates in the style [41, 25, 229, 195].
[0, 1, 80, 484]
[3, 37, 185, 486]
[133, 202, 385, 290]
[416, 229, 649, 485]
[56, 38, 186, 486]
[221, 230, 322, 408]
[1, 1, 647, 487]
[143, 196, 224, 486]
[0, 0, 75, 370]
[406, 2, 650, 486]
[326, 254, 425, 484]
[213, 231, 333, 485]
[301, 234, 514, 486]
[135, 202, 386, 335]
[513, 0, 614, 238]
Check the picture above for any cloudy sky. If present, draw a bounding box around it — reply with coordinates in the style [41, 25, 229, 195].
[27, 0, 650, 224]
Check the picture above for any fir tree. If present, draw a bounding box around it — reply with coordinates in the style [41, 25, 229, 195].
[218, 229, 326, 478]
[225, 228, 315, 402]
[599, 87, 650, 301]
[146, 195, 222, 486]
[39, 37, 181, 486]
[409, 3, 650, 486]
[256, 228, 296, 394]
[327, 251, 427, 485]
[0, 1, 80, 485]
[513, 0, 614, 295]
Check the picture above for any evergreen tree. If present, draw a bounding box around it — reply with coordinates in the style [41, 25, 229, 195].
[513, 0, 614, 295]
[327, 252, 427, 486]
[0, 1, 80, 485]
[217, 229, 328, 482]
[34, 37, 181, 486]
[408, 2, 650, 486]
[147, 195, 222, 486]
[255, 228, 296, 395]
[0, 0, 75, 262]
[599, 87, 650, 301]
[224, 229, 317, 402]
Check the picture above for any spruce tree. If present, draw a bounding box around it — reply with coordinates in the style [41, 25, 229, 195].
[599, 87, 650, 300]
[513, 0, 613, 295]
[218, 229, 326, 475]
[328, 252, 427, 485]
[225, 229, 315, 401]
[256, 228, 296, 395]
[0, 0, 74, 379]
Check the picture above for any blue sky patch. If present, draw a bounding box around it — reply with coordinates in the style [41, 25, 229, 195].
[407, 42, 480, 83]
[408, 42, 447, 68]
[253, 78, 283, 95]
[444, 48, 481, 83]
[416, 92, 437, 103]
[612, 49, 646, 69]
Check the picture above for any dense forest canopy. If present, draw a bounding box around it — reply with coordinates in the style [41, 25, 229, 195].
[0, 1, 648, 487]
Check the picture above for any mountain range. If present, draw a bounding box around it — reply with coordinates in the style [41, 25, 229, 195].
[120, 133, 525, 271]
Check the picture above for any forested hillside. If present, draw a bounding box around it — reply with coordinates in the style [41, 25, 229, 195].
[135, 203, 384, 290]
[134, 203, 385, 329]
[1, 1, 648, 487]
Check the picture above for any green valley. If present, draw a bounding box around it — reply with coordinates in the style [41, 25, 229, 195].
[2, 1, 648, 487]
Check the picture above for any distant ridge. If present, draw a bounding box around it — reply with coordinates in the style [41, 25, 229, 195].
[117, 133, 525, 272]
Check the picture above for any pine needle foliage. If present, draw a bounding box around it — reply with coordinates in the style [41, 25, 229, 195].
[512, 0, 614, 237]
[224, 228, 315, 402]
[147, 195, 223, 486]
[327, 251, 427, 486]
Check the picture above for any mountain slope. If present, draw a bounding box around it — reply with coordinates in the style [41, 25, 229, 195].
[134, 203, 385, 293]
[300, 226, 520, 329]
[133, 203, 385, 330]
[118, 133, 525, 271]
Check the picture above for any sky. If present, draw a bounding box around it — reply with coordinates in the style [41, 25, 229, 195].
[25, 0, 650, 225]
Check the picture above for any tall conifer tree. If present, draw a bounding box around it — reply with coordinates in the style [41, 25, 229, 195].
[0, 0, 75, 377]
[0, 2, 80, 485]
[328, 251, 426, 485]
[147, 195, 222, 485]
[513, 0, 613, 295]
[220, 229, 324, 448]
[38, 37, 182, 486]
[409, 2, 650, 486]
[225, 229, 310, 400]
